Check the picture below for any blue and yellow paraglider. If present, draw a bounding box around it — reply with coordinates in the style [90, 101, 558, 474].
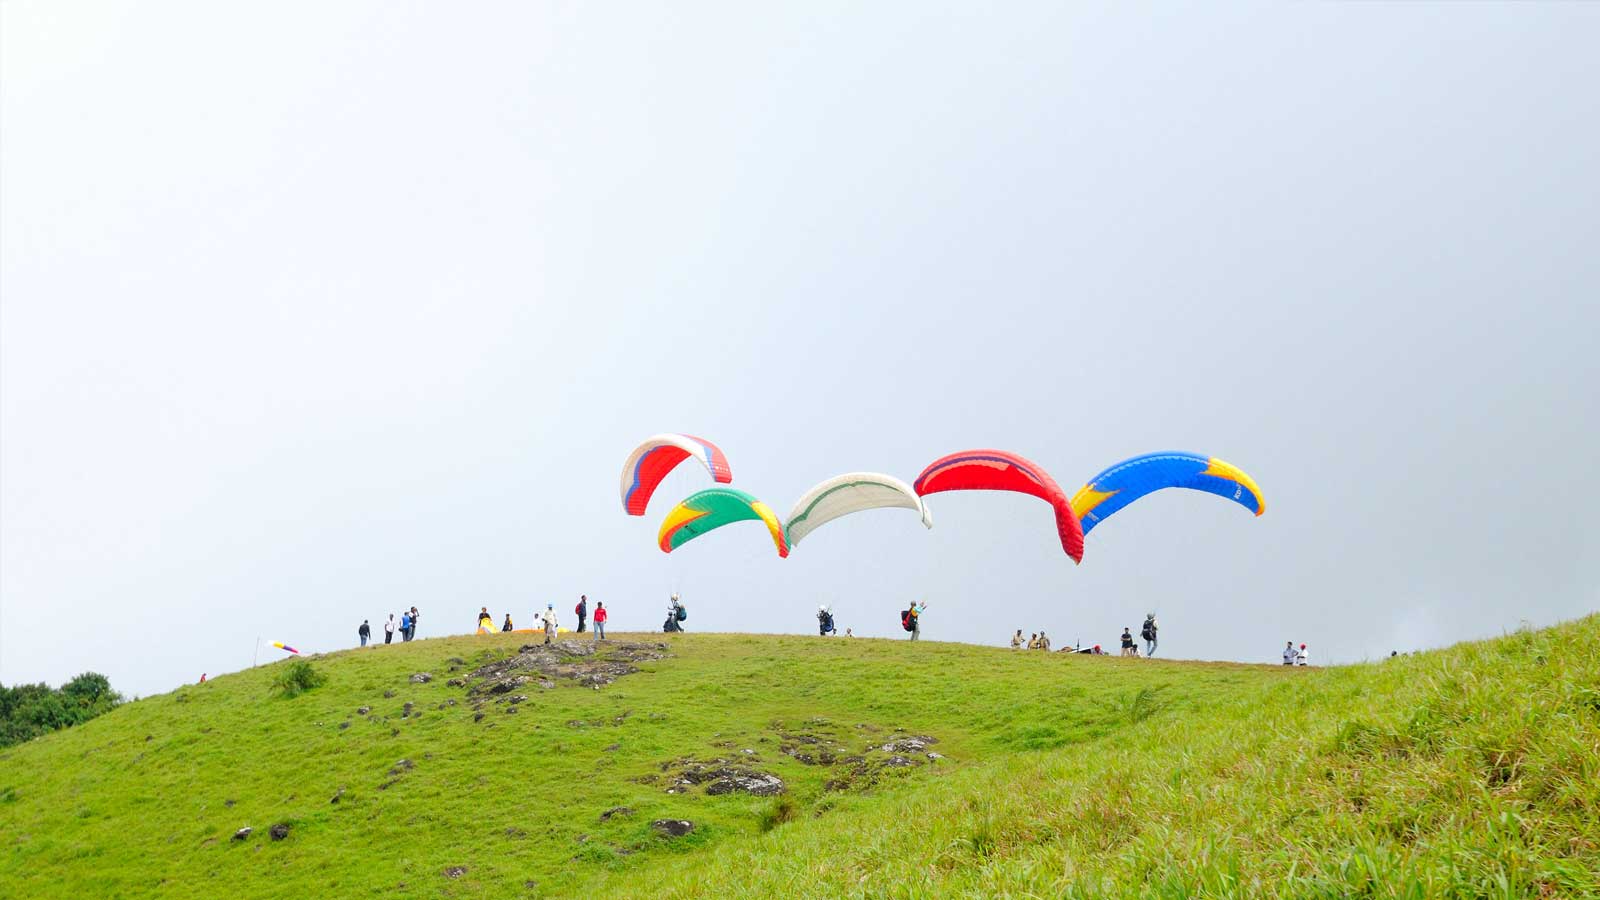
[1070, 452, 1265, 537]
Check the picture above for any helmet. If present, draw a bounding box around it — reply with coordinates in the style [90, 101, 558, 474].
[547, 603, 553, 609]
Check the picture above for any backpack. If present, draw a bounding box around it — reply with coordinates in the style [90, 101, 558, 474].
[901, 609, 914, 632]
[575, 602, 583, 617]
[1141, 621, 1155, 640]
[675, 605, 687, 622]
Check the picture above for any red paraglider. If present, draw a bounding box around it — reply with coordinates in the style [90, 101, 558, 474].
[913, 449, 1084, 563]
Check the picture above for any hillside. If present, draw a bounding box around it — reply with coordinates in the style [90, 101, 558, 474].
[2, 618, 1597, 899]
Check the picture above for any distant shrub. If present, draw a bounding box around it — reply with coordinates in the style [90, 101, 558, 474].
[0, 673, 122, 748]
[272, 660, 327, 698]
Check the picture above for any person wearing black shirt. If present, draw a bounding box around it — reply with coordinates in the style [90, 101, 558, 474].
[359, 620, 372, 648]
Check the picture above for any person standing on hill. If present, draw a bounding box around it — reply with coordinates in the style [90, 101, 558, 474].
[1121, 628, 1135, 657]
[399, 610, 412, 642]
[906, 602, 926, 641]
[542, 603, 559, 644]
[408, 607, 420, 641]
[502, 613, 514, 632]
[1283, 641, 1297, 665]
[575, 595, 588, 633]
[817, 605, 836, 636]
[1296, 643, 1309, 666]
[1038, 631, 1051, 652]
[664, 594, 686, 633]
[478, 607, 493, 633]
[359, 620, 371, 648]
[384, 614, 396, 644]
[1141, 614, 1159, 657]
[1010, 629, 1024, 650]
[593, 601, 607, 641]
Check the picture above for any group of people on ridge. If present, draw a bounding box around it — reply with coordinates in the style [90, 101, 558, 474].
[1008, 614, 1159, 658]
[474, 596, 609, 644]
[1283, 641, 1310, 665]
[356, 607, 422, 647]
[1011, 630, 1053, 651]
[1119, 615, 1159, 657]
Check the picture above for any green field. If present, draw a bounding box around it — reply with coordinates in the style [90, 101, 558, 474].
[2, 618, 1597, 899]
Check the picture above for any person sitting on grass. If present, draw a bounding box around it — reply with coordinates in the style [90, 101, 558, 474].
[502, 614, 513, 632]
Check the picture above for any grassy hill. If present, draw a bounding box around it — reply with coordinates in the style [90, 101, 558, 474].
[2, 617, 1597, 899]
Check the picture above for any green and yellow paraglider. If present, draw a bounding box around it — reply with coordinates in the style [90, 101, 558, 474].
[658, 488, 789, 558]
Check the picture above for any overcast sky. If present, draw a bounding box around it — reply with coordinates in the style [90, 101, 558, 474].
[3, 2, 1596, 697]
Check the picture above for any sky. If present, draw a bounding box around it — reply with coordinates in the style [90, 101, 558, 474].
[3, 2, 1596, 698]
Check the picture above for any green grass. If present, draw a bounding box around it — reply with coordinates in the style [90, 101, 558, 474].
[2, 618, 1597, 898]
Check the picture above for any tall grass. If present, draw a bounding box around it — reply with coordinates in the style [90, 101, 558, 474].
[0, 617, 1595, 899]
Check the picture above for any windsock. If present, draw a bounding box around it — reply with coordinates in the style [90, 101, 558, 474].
[271, 641, 300, 655]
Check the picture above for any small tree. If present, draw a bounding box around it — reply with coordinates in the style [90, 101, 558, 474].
[272, 660, 327, 698]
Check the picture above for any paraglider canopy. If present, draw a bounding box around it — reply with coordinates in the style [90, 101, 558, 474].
[785, 472, 932, 550]
[658, 487, 789, 558]
[1070, 451, 1265, 536]
[619, 433, 733, 515]
[913, 449, 1083, 562]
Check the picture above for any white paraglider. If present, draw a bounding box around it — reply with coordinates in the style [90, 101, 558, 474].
[784, 472, 932, 550]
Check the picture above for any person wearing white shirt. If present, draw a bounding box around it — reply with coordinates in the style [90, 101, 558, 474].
[1296, 643, 1309, 666]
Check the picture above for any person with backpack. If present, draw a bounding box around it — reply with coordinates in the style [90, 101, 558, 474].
[399, 610, 412, 642]
[664, 594, 686, 633]
[502, 613, 513, 632]
[358, 619, 371, 648]
[575, 595, 588, 633]
[817, 605, 836, 636]
[593, 601, 607, 641]
[1141, 614, 1158, 657]
[901, 602, 926, 640]
[383, 614, 396, 644]
[541, 603, 559, 644]
[1283, 641, 1297, 665]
